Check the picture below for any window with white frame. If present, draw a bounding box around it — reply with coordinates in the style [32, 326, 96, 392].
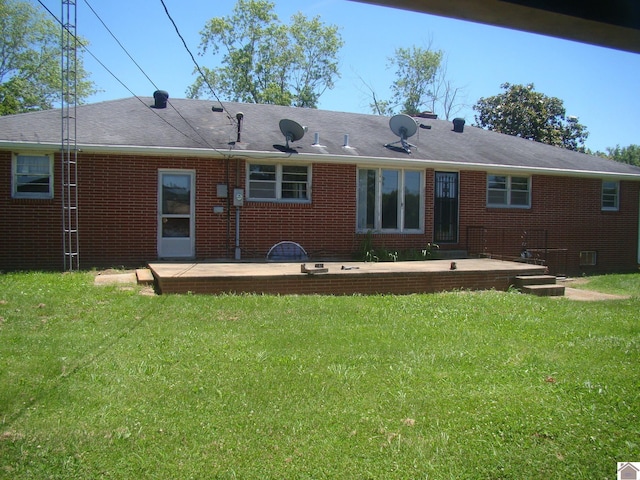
[601, 181, 619, 211]
[487, 174, 530, 208]
[357, 168, 423, 232]
[12, 153, 54, 199]
[247, 163, 310, 201]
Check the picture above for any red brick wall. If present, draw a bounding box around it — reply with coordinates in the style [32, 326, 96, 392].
[1, 151, 638, 275]
[459, 171, 640, 274]
[1, 151, 63, 270]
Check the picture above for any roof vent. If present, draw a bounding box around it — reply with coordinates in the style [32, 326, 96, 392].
[453, 118, 465, 133]
[153, 90, 169, 109]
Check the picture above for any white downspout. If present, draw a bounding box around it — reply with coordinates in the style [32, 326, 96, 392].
[638, 194, 640, 265]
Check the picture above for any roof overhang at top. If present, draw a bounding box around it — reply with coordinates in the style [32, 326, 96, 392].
[1, 98, 640, 180]
[350, 0, 640, 54]
[3, 138, 640, 181]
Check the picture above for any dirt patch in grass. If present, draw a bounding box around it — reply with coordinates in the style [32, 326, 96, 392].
[93, 270, 156, 296]
[560, 278, 631, 301]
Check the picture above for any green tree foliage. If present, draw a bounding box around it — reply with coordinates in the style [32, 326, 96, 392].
[0, 0, 94, 115]
[390, 46, 442, 116]
[369, 45, 464, 119]
[187, 0, 343, 108]
[371, 46, 442, 116]
[473, 83, 588, 151]
[604, 144, 640, 166]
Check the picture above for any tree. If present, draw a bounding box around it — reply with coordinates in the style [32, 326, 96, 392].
[0, 0, 94, 115]
[187, 0, 343, 108]
[604, 144, 640, 166]
[367, 45, 464, 119]
[473, 83, 588, 151]
[389, 46, 442, 116]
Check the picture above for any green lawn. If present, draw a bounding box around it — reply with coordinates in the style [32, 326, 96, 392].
[1, 272, 639, 479]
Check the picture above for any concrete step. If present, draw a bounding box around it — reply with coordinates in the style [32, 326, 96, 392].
[136, 268, 155, 285]
[521, 284, 565, 297]
[514, 275, 557, 287]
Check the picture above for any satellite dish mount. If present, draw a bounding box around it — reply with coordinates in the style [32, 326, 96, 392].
[386, 114, 418, 154]
[279, 119, 307, 150]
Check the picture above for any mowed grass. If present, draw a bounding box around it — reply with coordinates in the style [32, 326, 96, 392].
[0, 272, 639, 479]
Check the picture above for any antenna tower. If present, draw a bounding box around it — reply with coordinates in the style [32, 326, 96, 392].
[61, 0, 79, 270]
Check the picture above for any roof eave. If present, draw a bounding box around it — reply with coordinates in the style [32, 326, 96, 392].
[2, 141, 639, 180]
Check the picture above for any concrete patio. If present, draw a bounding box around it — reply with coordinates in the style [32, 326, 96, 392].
[147, 258, 547, 295]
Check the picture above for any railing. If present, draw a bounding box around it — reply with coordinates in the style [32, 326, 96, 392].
[466, 226, 568, 275]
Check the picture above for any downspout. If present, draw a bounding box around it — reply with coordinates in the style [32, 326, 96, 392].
[225, 157, 230, 256]
[235, 157, 241, 260]
[234, 112, 244, 261]
[638, 193, 640, 265]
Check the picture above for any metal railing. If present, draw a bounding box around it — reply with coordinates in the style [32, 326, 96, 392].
[466, 226, 568, 275]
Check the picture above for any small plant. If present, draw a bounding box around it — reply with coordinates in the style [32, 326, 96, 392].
[422, 242, 439, 259]
[364, 249, 379, 262]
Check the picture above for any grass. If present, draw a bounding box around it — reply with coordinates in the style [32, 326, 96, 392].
[0, 272, 639, 479]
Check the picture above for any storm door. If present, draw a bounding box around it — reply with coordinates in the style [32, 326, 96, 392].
[158, 170, 195, 258]
[434, 172, 459, 243]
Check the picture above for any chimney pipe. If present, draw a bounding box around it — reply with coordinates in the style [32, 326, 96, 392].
[236, 112, 244, 143]
[453, 118, 465, 133]
[153, 90, 169, 109]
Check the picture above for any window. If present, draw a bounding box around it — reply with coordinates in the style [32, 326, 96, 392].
[357, 168, 423, 232]
[602, 181, 619, 211]
[487, 174, 530, 208]
[579, 251, 597, 266]
[12, 153, 54, 199]
[247, 163, 310, 201]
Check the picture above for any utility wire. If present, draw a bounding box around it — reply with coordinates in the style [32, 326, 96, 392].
[81, 0, 230, 150]
[36, 0, 231, 151]
[158, 0, 235, 123]
[82, 0, 159, 91]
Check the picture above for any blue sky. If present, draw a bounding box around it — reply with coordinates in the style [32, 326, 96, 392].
[37, 0, 640, 152]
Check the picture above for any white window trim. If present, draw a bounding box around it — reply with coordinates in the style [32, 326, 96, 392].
[601, 180, 620, 211]
[486, 174, 531, 209]
[12, 152, 54, 199]
[246, 162, 312, 203]
[356, 167, 425, 234]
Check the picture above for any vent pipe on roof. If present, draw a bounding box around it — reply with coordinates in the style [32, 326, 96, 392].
[453, 118, 465, 133]
[153, 90, 169, 109]
[236, 112, 244, 142]
[343, 134, 350, 147]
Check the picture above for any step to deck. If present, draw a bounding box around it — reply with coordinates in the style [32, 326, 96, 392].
[136, 268, 155, 285]
[514, 274, 557, 287]
[520, 284, 565, 297]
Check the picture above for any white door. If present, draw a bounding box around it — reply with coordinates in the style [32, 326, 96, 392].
[158, 170, 195, 258]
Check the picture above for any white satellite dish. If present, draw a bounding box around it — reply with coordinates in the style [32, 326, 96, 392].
[279, 119, 307, 149]
[386, 114, 418, 153]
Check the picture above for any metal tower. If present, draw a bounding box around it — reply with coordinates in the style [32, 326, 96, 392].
[61, 0, 79, 270]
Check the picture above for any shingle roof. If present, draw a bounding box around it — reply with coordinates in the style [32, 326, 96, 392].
[1, 96, 639, 178]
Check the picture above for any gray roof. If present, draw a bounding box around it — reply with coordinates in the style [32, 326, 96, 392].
[1, 96, 639, 179]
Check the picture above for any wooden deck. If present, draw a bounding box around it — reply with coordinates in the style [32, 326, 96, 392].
[148, 258, 547, 295]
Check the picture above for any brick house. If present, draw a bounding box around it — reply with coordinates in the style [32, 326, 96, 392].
[1, 95, 639, 274]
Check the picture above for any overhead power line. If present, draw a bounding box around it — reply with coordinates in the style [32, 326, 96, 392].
[82, 0, 159, 91]
[35, 0, 232, 151]
[158, 0, 235, 122]
[81, 0, 231, 149]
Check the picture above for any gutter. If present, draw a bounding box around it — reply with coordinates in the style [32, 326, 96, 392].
[2, 140, 640, 181]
